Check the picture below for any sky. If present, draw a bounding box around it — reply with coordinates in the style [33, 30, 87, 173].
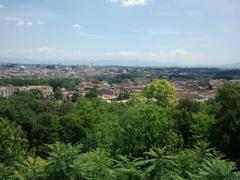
[0, 0, 240, 65]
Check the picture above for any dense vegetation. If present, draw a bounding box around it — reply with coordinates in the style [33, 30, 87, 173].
[0, 78, 81, 90]
[97, 72, 140, 84]
[1, 80, 240, 179]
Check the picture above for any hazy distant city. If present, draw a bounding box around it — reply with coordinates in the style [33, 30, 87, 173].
[1, 63, 240, 102]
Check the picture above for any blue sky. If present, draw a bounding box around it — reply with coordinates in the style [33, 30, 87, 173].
[0, 0, 240, 65]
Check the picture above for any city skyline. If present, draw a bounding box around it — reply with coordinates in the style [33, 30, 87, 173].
[0, 0, 240, 65]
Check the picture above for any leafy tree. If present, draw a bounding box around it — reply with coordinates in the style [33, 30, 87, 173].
[210, 83, 240, 161]
[13, 156, 46, 180]
[0, 164, 13, 179]
[119, 103, 182, 156]
[71, 93, 80, 102]
[72, 148, 115, 179]
[85, 87, 98, 99]
[128, 93, 146, 105]
[197, 158, 240, 180]
[138, 147, 181, 179]
[176, 149, 200, 179]
[44, 143, 82, 180]
[117, 91, 130, 100]
[54, 89, 62, 100]
[143, 80, 176, 107]
[60, 114, 87, 145]
[1, 80, 240, 179]
[87, 113, 123, 152]
[113, 155, 145, 179]
[0, 118, 28, 165]
[31, 113, 60, 155]
[190, 112, 215, 144]
[174, 98, 200, 147]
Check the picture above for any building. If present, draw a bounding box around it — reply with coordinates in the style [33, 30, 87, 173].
[18, 86, 53, 98]
[0, 85, 53, 98]
[0, 86, 18, 97]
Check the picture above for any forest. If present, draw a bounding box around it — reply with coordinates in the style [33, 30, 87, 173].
[0, 80, 240, 179]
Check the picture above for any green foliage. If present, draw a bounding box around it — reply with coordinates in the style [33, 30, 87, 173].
[117, 91, 130, 100]
[98, 72, 140, 84]
[0, 118, 28, 165]
[72, 148, 115, 179]
[13, 156, 46, 180]
[31, 113, 60, 156]
[85, 87, 98, 99]
[174, 98, 201, 147]
[119, 103, 182, 156]
[0, 78, 81, 90]
[176, 149, 201, 179]
[197, 157, 239, 180]
[44, 143, 82, 180]
[54, 89, 62, 100]
[113, 155, 145, 179]
[88, 113, 123, 152]
[191, 113, 215, 143]
[0, 80, 240, 179]
[0, 164, 13, 179]
[138, 147, 181, 179]
[143, 80, 176, 107]
[210, 82, 240, 161]
[60, 114, 86, 145]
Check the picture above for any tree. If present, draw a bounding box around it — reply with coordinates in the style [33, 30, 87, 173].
[138, 147, 181, 179]
[190, 112, 215, 144]
[72, 148, 115, 179]
[210, 83, 240, 161]
[0, 118, 28, 165]
[119, 103, 182, 156]
[143, 80, 176, 107]
[85, 87, 98, 99]
[0, 164, 13, 179]
[31, 113, 60, 156]
[117, 91, 130, 100]
[174, 98, 200, 147]
[13, 156, 46, 180]
[54, 90, 62, 100]
[113, 155, 145, 179]
[60, 114, 87, 145]
[88, 112, 123, 152]
[44, 143, 82, 180]
[197, 158, 240, 180]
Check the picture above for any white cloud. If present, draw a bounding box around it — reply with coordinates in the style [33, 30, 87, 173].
[38, 47, 56, 53]
[26, 21, 33, 26]
[16, 20, 25, 26]
[0, 17, 43, 26]
[0, 47, 233, 65]
[72, 24, 82, 28]
[105, 49, 210, 65]
[16, 20, 33, 26]
[109, 0, 147, 7]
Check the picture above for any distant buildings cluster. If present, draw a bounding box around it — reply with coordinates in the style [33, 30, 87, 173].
[0, 85, 53, 98]
[1, 63, 240, 101]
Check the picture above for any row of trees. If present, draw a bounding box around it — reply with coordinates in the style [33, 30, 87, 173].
[0, 80, 240, 179]
[0, 78, 81, 90]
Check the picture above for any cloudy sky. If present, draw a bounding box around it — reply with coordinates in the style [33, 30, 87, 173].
[0, 0, 240, 65]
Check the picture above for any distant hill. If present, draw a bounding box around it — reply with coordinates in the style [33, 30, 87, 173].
[0, 57, 239, 69]
[214, 63, 240, 69]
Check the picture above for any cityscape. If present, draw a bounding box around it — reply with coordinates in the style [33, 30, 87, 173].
[1, 0, 240, 179]
[1, 63, 240, 101]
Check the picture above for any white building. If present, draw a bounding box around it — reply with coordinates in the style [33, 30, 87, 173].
[0, 86, 18, 97]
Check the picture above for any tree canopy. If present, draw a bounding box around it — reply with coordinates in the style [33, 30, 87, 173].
[1, 80, 240, 179]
